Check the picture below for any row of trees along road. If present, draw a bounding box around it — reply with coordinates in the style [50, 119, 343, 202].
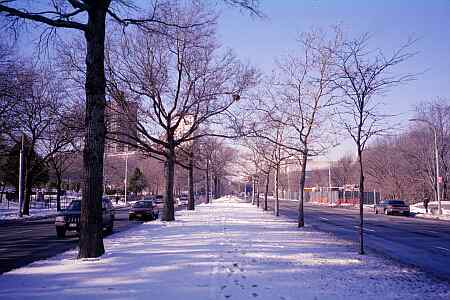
[309, 99, 450, 215]
[241, 27, 415, 254]
[0, 51, 80, 214]
[0, 0, 260, 258]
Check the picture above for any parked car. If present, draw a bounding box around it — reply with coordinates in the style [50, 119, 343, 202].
[128, 200, 159, 221]
[374, 200, 410, 216]
[177, 194, 189, 205]
[55, 198, 115, 238]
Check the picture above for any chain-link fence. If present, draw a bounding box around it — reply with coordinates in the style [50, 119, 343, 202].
[276, 187, 380, 206]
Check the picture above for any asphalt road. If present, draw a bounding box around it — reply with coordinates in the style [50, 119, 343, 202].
[0, 207, 142, 274]
[262, 198, 450, 281]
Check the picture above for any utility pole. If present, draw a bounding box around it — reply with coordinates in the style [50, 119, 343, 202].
[434, 128, 442, 215]
[18, 135, 24, 216]
[124, 151, 129, 205]
[106, 149, 136, 206]
[328, 163, 332, 188]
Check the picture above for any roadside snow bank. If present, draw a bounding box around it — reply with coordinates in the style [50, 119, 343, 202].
[0, 196, 448, 300]
[410, 201, 450, 220]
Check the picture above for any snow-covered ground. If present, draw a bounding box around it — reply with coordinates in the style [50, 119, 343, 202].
[0, 196, 449, 300]
[0, 201, 57, 221]
[410, 201, 450, 220]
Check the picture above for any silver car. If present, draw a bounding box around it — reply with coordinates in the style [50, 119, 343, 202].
[375, 200, 410, 216]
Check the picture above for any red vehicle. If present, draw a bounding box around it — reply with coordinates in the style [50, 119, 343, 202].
[129, 200, 159, 221]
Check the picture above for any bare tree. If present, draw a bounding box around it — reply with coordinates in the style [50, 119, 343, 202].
[6, 66, 67, 215]
[41, 104, 81, 211]
[330, 154, 357, 187]
[0, 39, 24, 155]
[332, 31, 415, 254]
[0, 0, 260, 258]
[269, 30, 339, 227]
[241, 137, 275, 210]
[106, 8, 257, 220]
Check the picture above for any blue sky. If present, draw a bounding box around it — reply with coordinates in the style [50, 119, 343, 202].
[13, 0, 450, 159]
[216, 0, 450, 159]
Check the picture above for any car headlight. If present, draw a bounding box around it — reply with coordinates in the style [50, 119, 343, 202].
[55, 216, 65, 222]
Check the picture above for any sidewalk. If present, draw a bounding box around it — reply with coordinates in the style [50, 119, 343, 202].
[0, 197, 448, 300]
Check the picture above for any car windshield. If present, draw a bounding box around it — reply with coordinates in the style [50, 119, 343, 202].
[386, 200, 406, 205]
[133, 201, 153, 208]
[67, 200, 81, 211]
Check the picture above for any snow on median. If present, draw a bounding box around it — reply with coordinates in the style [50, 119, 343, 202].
[0, 197, 449, 300]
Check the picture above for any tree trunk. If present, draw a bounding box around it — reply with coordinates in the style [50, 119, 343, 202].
[252, 178, 255, 205]
[275, 163, 280, 216]
[358, 148, 365, 255]
[78, 6, 108, 259]
[206, 159, 210, 204]
[187, 152, 194, 210]
[256, 179, 260, 208]
[298, 153, 307, 228]
[264, 173, 269, 211]
[162, 144, 176, 221]
[213, 175, 218, 199]
[0, 183, 5, 203]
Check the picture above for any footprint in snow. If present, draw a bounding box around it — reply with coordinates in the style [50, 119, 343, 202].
[252, 292, 258, 297]
[252, 284, 258, 288]
[224, 295, 232, 299]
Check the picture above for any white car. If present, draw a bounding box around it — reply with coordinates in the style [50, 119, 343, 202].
[177, 194, 189, 205]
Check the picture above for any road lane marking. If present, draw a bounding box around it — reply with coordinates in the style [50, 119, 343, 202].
[319, 217, 329, 221]
[353, 226, 375, 232]
[434, 246, 450, 252]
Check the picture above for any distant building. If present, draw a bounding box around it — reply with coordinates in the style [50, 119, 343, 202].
[106, 91, 138, 153]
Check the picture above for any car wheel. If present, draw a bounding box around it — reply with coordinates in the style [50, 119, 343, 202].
[56, 227, 66, 238]
[129, 216, 133, 221]
[375, 208, 378, 214]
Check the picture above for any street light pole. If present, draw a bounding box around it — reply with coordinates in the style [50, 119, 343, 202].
[433, 128, 442, 215]
[124, 151, 129, 205]
[409, 118, 442, 215]
[18, 135, 24, 216]
[106, 149, 136, 206]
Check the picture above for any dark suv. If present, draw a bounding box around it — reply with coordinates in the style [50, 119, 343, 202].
[55, 198, 115, 238]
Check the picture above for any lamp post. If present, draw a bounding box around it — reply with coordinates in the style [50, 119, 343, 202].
[18, 135, 24, 216]
[409, 118, 442, 215]
[106, 149, 136, 206]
